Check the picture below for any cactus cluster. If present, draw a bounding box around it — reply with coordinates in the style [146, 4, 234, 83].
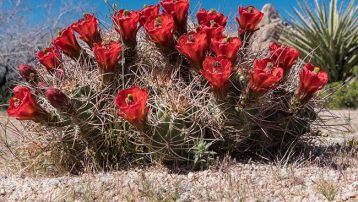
[5, 1, 329, 173]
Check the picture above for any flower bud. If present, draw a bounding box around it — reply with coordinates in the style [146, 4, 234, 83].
[18, 64, 38, 83]
[45, 88, 71, 111]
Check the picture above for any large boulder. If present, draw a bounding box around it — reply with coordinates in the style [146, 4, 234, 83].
[250, 4, 288, 54]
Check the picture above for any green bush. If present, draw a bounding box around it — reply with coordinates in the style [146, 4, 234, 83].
[281, 0, 358, 82]
[326, 80, 358, 109]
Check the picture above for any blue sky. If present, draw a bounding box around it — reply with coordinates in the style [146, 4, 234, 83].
[2, 0, 304, 26]
[1, 0, 332, 29]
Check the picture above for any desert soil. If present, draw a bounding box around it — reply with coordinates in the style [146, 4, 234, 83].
[0, 110, 357, 201]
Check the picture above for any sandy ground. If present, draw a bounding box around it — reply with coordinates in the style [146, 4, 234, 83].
[0, 110, 357, 201]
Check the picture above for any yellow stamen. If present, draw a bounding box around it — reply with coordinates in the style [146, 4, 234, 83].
[210, 20, 216, 27]
[209, 9, 217, 14]
[213, 61, 221, 67]
[13, 97, 21, 107]
[154, 17, 162, 27]
[313, 67, 320, 74]
[266, 62, 274, 69]
[247, 6, 254, 13]
[188, 35, 195, 42]
[126, 94, 134, 104]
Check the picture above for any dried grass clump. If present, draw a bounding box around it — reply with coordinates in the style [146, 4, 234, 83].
[0, 3, 332, 174]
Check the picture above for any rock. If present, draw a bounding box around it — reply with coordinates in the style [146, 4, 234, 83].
[250, 4, 289, 54]
[260, 4, 281, 25]
[0, 188, 5, 196]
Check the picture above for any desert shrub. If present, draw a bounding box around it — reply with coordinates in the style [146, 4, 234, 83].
[326, 80, 358, 109]
[281, 0, 358, 82]
[1, 2, 331, 174]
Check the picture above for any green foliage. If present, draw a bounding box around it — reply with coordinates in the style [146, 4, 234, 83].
[326, 80, 358, 109]
[0, 87, 11, 110]
[281, 0, 358, 82]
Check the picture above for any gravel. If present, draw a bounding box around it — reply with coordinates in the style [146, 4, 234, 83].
[0, 110, 357, 201]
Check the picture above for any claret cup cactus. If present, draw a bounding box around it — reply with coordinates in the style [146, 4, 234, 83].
[6, 1, 329, 173]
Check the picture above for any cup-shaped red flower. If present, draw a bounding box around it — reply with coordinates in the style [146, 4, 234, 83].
[161, 0, 189, 33]
[115, 86, 149, 125]
[197, 8, 227, 28]
[197, 9, 227, 38]
[7, 86, 44, 121]
[93, 41, 122, 73]
[45, 88, 72, 111]
[211, 36, 242, 62]
[176, 31, 208, 69]
[112, 10, 141, 46]
[196, 26, 224, 40]
[295, 63, 328, 103]
[53, 26, 82, 59]
[37, 47, 62, 72]
[72, 14, 102, 48]
[200, 56, 233, 90]
[19, 64, 38, 83]
[139, 4, 160, 25]
[236, 6, 264, 35]
[248, 58, 284, 95]
[269, 42, 300, 72]
[144, 14, 175, 49]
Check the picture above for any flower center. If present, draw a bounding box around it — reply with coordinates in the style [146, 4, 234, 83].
[123, 10, 130, 16]
[247, 6, 254, 13]
[13, 97, 21, 107]
[213, 61, 221, 67]
[266, 62, 274, 70]
[154, 17, 162, 27]
[222, 36, 231, 43]
[143, 4, 148, 8]
[188, 35, 195, 42]
[209, 9, 217, 14]
[313, 67, 320, 74]
[212, 61, 222, 73]
[125, 94, 134, 105]
[210, 20, 217, 27]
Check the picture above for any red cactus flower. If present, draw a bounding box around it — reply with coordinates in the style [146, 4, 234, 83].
[139, 4, 160, 25]
[295, 63, 328, 103]
[200, 56, 233, 89]
[211, 36, 242, 62]
[112, 10, 141, 46]
[93, 41, 122, 73]
[19, 64, 38, 83]
[196, 26, 224, 40]
[248, 58, 283, 95]
[269, 42, 300, 72]
[236, 6, 264, 35]
[144, 14, 175, 48]
[161, 0, 189, 32]
[197, 9, 227, 38]
[53, 26, 82, 59]
[197, 8, 227, 28]
[7, 86, 43, 121]
[176, 31, 208, 69]
[37, 47, 62, 72]
[115, 86, 149, 125]
[72, 14, 102, 48]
